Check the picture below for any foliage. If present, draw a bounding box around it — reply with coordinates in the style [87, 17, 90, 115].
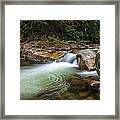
[20, 20, 100, 44]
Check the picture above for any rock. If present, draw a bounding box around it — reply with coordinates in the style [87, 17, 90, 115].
[66, 75, 90, 93]
[61, 91, 79, 100]
[95, 50, 100, 77]
[85, 78, 100, 91]
[76, 49, 96, 70]
[67, 74, 100, 91]
[79, 91, 89, 98]
[67, 75, 85, 86]
[20, 42, 65, 64]
[86, 96, 94, 100]
[20, 60, 30, 66]
[46, 50, 65, 59]
[62, 75, 100, 100]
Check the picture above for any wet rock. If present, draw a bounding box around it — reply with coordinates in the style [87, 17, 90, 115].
[60, 75, 100, 100]
[20, 43, 65, 64]
[45, 50, 65, 59]
[95, 50, 100, 76]
[86, 96, 95, 100]
[79, 91, 89, 98]
[61, 91, 78, 100]
[67, 75, 87, 87]
[76, 49, 96, 70]
[66, 74, 100, 92]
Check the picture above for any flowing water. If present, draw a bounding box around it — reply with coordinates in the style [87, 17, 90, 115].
[20, 53, 99, 100]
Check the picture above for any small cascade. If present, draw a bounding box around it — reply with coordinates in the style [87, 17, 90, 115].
[73, 59, 78, 65]
[49, 62, 78, 68]
[57, 52, 77, 64]
[63, 53, 76, 63]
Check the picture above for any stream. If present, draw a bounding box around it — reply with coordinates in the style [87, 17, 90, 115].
[20, 53, 99, 100]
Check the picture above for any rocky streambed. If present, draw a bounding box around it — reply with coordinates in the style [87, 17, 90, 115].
[20, 41, 100, 100]
[20, 42, 99, 69]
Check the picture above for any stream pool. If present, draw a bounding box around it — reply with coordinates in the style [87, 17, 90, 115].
[20, 62, 99, 100]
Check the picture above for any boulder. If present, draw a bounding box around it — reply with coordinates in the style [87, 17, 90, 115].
[76, 49, 96, 70]
[95, 50, 100, 76]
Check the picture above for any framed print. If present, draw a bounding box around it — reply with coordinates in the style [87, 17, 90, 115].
[0, 0, 119, 119]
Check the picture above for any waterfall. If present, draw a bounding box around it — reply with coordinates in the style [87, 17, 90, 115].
[57, 52, 77, 65]
[63, 53, 76, 63]
[73, 59, 77, 65]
